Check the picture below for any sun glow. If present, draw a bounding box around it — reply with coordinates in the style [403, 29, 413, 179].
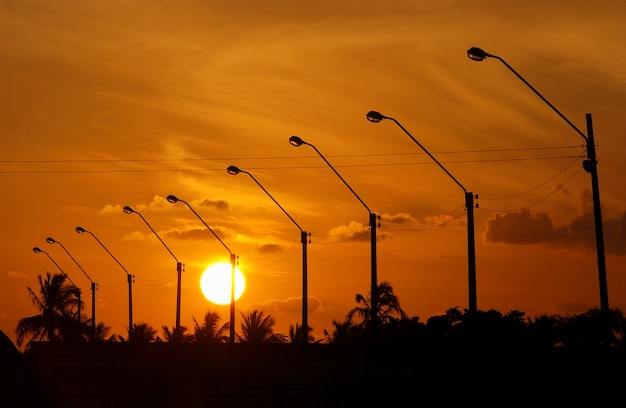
[200, 262, 245, 305]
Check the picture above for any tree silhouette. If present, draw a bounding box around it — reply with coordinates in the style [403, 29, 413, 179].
[288, 323, 316, 343]
[193, 310, 229, 343]
[346, 281, 407, 329]
[323, 320, 361, 345]
[239, 310, 287, 343]
[161, 325, 192, 343]
[121, 322, 158, 343]
[15, 272, 89, 349]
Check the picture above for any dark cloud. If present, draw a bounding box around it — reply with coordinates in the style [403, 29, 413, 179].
[485, 208, 626, 255]
[328, 221, 396, 243]
[257, 243, 285, 254]
[249, 296, 325, 315]
[197, 198, 229, 211]
[166, 225, 235, 241]
[381, 212, 418, 224]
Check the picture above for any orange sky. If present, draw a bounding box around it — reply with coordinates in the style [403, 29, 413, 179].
[2, 0, 625, 347]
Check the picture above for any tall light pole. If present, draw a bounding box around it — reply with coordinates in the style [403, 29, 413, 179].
[46, 237, 97, 340]
[166, 195, 238, 344]
[227, 165, 311, 344]
[123, 205, 184, 341]
[75, 226, 134, 332]
[289, 135, 381, 333]
[466, 47, 609, 315]
[33, 246, 82, 322]
[366, 111, 478, 313]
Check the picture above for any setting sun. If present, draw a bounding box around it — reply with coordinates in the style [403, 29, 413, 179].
[200, 262, 245, 305]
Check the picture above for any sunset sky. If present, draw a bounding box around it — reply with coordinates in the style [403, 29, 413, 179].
[2, 0, 625, 347]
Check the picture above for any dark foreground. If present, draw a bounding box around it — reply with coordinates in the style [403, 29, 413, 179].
[3, 342, 625, 407]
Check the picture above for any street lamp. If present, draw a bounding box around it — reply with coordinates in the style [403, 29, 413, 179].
[46, 237, 97, 340]
[366, 111, 478, 313]
[467, 46, 609, 314]
[76, 226, 134, 332]
[289, 135, 381, 332]
[33, 246, 82, 322]
[227, 165, 311, 344]
[123, 205, 184, 341]
[166, 195, 238, 344]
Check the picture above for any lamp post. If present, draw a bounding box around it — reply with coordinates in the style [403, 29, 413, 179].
[466, 47, 609, 315]
[46, 237, 97, 340]
[76, 226, 134, 332]
[289, 135, 381, 333]
[227, 165, 311, 344]
[33, 246, 82, 322]
[166, 195, 238, 344]
[366, 111, 478, 313]
[123, 206, 184, 341]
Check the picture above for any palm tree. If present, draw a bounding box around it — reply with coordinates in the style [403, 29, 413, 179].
[288, 323, 316, 343]
[323, 320, 361, 344]
[239, 310, 287, 343]
[121, 322, 158, 343]
[94, 322, 118, 342]
[161, 325, 192, 343]
[15, 273, 89, 349]
[346, 280, 407, 329]
[193, 310, 229, 343]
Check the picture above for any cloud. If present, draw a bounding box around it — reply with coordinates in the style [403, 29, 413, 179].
[166, 225, 236, 241]
[485, 207, 626, 255]
[248, 296, 328, 315]
[328, 221, 396, 243]
[256, 243, 286, 254]
[195, 198, 229, 212]
[381, 212, 418, 224]
[8, 270, 28, 279]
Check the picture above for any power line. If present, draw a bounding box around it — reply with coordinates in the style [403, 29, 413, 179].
[0, 154, 585, 174]
[0, 145, 583, 164]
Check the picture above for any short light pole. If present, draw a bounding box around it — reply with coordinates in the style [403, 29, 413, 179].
[76, 226, 134, 332]
[166, 195, 238, 344]
[227, 165, 311, 344]
[46, 237, 97, 340]
[123, 206, 184, 341]
[33, 246, 82, 322]
[467, 46, 609, 315]
[366, 111, 478, 313]
[289, 135, 381, 334]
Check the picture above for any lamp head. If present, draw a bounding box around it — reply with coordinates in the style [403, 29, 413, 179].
[166, 195, 179, 204]
[226, 165, 242, 175]
[46, 237, 56, 244]
[366, 111, 386, 123]
[33, 247, 42, 254]
[467, 47, 491, 61]
[123, 206, 135, 214]
[75, 226, 86, 234]
[289, 136, 305, 147]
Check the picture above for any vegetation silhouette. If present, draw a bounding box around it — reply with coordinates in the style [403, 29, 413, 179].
[192, 310, 229, 343]
[13, 273, 626, 350]
[15, 272, 90, 349]
[288, 323, 317, 344]
[239, 310, 287, 343]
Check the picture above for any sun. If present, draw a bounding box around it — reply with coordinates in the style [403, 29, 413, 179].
[200, 262, 245, 305]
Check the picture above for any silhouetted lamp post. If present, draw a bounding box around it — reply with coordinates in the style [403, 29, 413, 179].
[123, 205, 184, 341]
[467, 46, 609, 315]
[46, 237, 97, 340]
[76, 226, 134, 331]
[289, 135, 381, 331]
[227, 165, 311, 344]
[366, 111, 478, 313]
[33, 246, 82, 322]
[166, 195, 238, 344]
